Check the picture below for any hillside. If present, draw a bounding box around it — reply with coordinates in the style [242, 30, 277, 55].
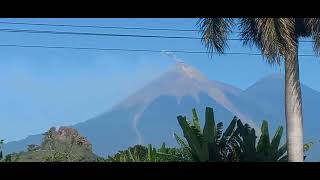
[3, 63, 320, 160]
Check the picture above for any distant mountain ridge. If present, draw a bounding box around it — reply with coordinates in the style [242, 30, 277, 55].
[3, 63, 320, 161]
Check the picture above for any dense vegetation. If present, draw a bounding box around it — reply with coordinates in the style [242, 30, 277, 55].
[106, 143, 191, 162]
[1, 127, 98, 162]
[0, 139, 3, 160]
[174, 107, 288, 162]
[0, 107, 315, 162]
[174, 107, 315, 162]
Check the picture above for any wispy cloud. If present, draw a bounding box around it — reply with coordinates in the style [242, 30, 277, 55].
[133, 111, 143, 144]
[161, 50, 184, 63]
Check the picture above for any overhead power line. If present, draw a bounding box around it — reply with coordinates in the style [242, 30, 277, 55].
[0, 21, 316, 43]
[0, 21, 199, 32]
[0, 43, 316, 57]
[0, 28, 315, 43]
[0, 28, 202, 39]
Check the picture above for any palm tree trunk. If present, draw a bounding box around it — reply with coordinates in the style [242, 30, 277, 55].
[284, 44, 304, 162]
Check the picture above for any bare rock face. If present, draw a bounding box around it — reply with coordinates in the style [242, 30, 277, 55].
[7, 127, 98, 162]
[44, 126, 92, 151]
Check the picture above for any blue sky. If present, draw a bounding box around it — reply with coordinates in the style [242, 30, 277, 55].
[0, 18, 320, 142]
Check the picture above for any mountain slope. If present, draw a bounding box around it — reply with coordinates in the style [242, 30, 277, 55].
[4, 63, 320, 161]
[243, 73, 320, 139]
[4, 62, 262, 156]
[243, 73, 320, 161]
[73, 62, 263, 156]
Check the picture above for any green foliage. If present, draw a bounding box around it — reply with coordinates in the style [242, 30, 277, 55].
[107, 145, 147, 162]
[95, 156, 106, 162]
[0, 139, 3, 160]
[106, 143, 190, 162]
[175, 107, 316, 162]
[27, 144, 40, 152]
[236, 120, 287, 162]
[4, 154, 12, 162]
[6, 127, 99, 162]
[40, 128, 98, 162]
[304, 141, 314, 152]
[1, 151, 22, 162]
[2, 106, 316, 162]
[175, 107, 239, 162]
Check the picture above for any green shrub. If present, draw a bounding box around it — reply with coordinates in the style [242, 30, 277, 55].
[174, 107, 239, 162]
[175, 107, 312, 162]
[106, 143, 190, 162]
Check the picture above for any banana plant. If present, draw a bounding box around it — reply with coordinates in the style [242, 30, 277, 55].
[127, 144, 157, 162]
[235, 120, 287, 162]
[174, 107, 239, 162]
[156, 142, 191, 162]
[107, 143, 186, 162]
[107, 145, 147, 162]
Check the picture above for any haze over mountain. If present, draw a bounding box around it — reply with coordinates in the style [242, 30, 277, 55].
[3, 62, 320, 161]
[242, 73, 320, 161]
[74, 62, 265, 155]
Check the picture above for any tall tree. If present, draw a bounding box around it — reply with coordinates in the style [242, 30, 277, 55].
[198, 18, 320, 162]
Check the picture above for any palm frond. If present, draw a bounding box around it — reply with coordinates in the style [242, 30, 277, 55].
[198, 18, 233, 56]
[240, 18, 296, 65]
[305, 18, 320, 56]
[275, 18, 296, 52]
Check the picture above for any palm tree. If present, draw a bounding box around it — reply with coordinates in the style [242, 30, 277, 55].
[198, 18, 320, 162]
